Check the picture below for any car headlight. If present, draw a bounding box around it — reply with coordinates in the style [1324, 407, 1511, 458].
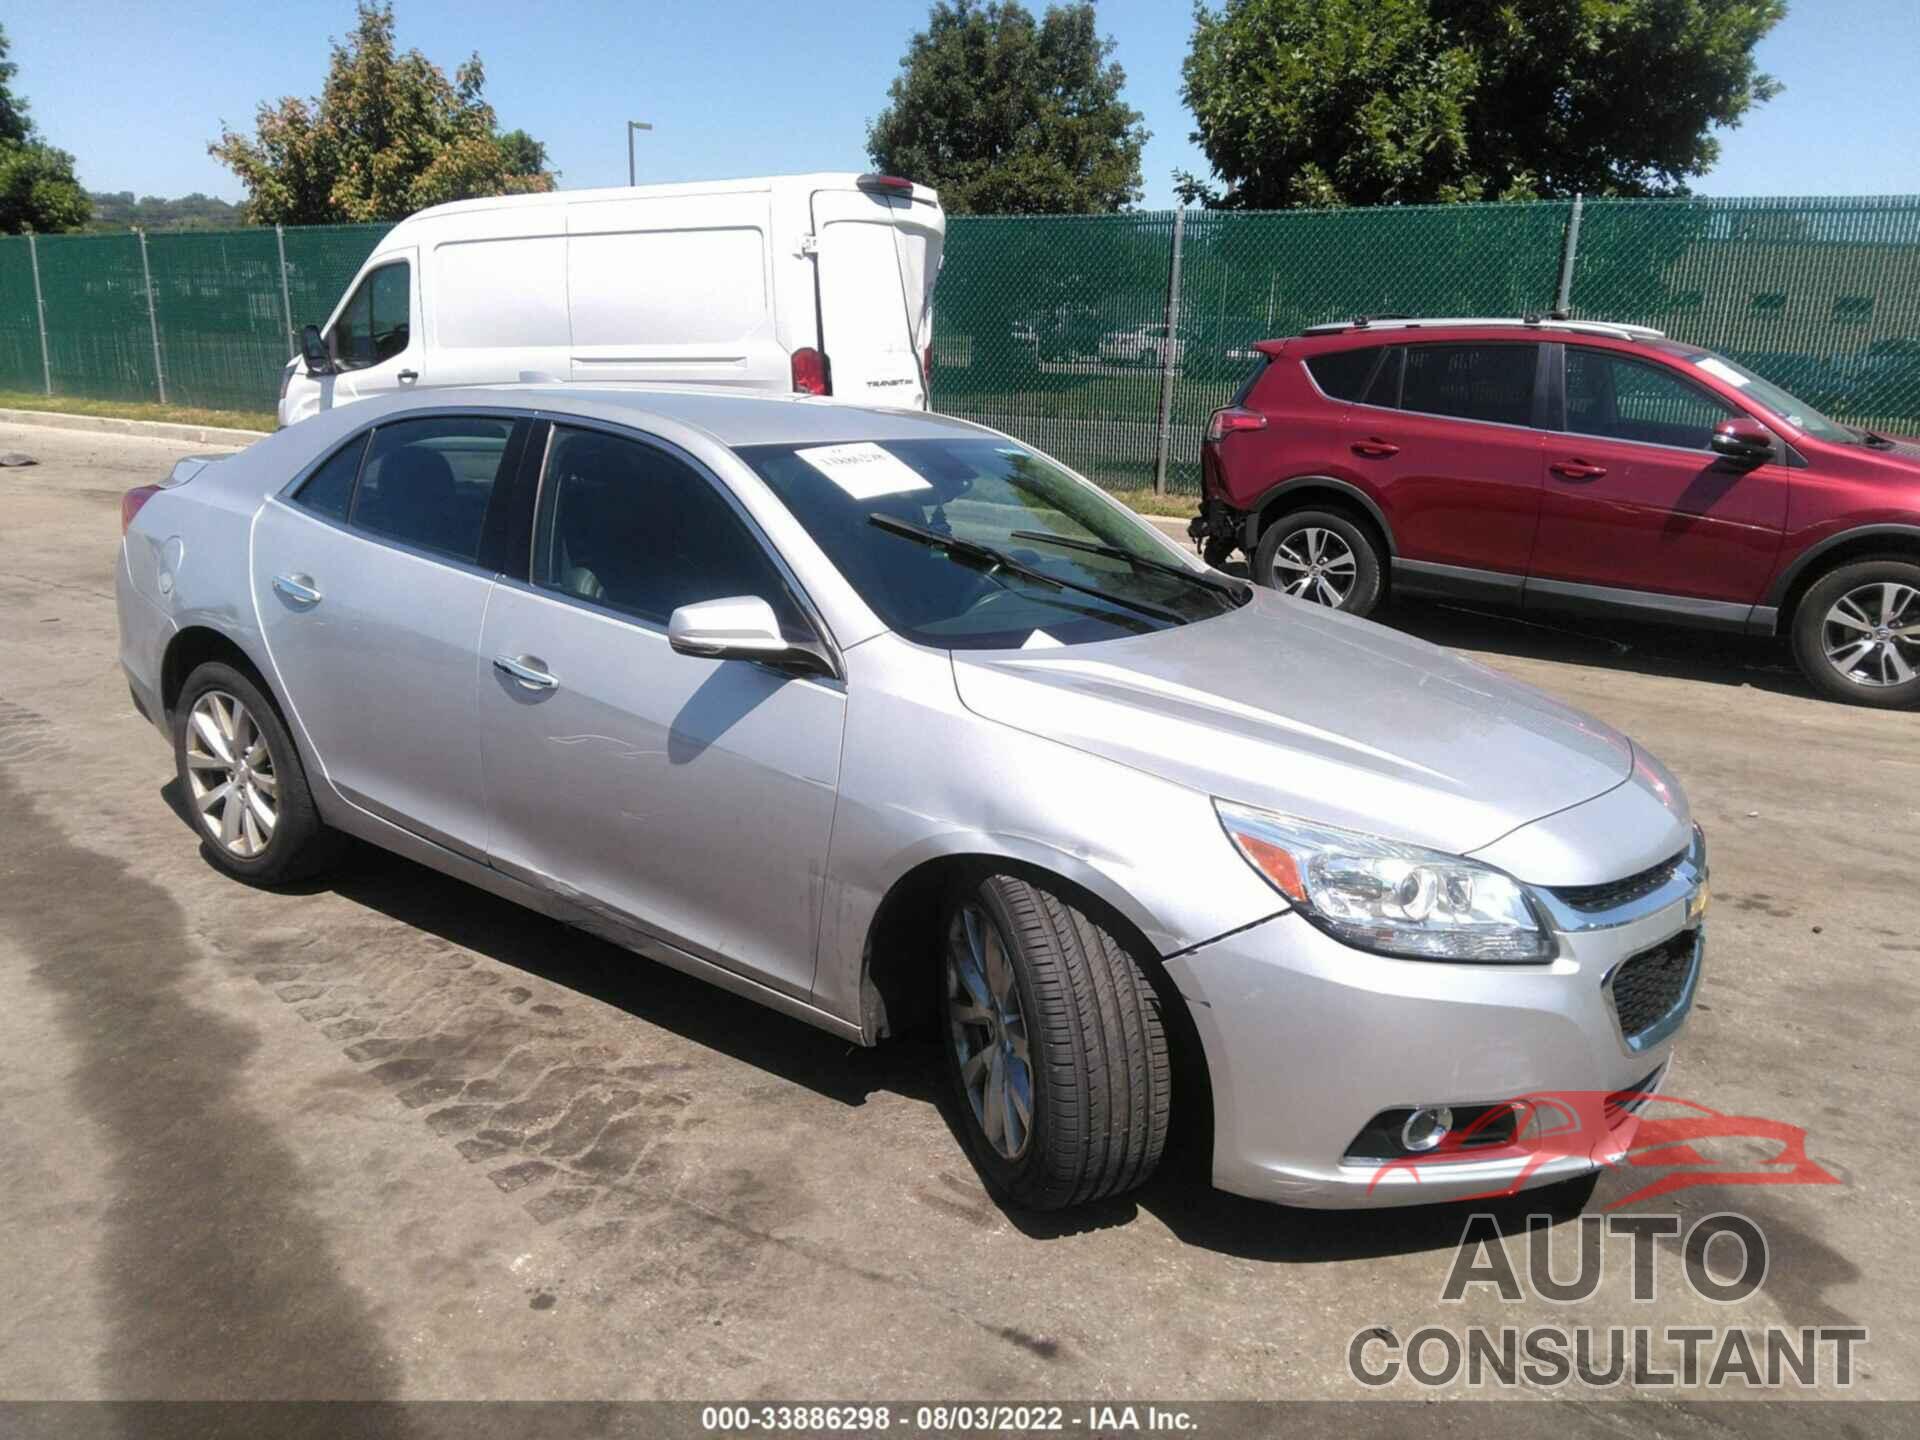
[1215, 800, 1555, 962]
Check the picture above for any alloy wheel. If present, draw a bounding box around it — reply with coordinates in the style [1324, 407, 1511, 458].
[1271, 526, 1358, 607]
[1822, 581, 1919, 688]
[184, 690, 279, 858]
[946, 902, 1033, 1161]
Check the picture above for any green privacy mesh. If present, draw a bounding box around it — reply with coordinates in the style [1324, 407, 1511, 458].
[4, 199, 1916, 493]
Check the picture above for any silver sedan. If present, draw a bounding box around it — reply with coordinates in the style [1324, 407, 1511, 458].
[116, 387, 1707, 1211]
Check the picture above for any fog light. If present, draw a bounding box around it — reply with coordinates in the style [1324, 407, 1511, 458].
[1401, 1106, 1454, 1153]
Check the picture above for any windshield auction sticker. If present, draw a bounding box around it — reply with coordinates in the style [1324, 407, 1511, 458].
[796, 442, 933, 500]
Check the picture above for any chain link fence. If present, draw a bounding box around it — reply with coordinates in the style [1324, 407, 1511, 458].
[2, 197, 1916, 487]
[0, 223, 391, 414]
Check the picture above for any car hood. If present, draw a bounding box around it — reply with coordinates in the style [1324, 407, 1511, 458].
[949, 589, 1635, 858]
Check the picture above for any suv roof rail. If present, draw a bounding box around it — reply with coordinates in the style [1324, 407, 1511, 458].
[1301, 316, 1667, 342]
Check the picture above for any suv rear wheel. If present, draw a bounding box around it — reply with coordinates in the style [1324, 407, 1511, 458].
[1791, 559, 1920, 708]
[1252, 508, 1383, 616]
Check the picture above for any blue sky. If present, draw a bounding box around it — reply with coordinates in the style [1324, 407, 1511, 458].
[8, 0, 1918, 211]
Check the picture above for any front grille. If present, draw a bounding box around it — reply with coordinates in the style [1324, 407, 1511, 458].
[1609, 932, 1699, 1041]
[1552, 849, 1686, 913]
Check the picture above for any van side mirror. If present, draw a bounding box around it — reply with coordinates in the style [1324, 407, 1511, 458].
[300, 324, 334, 377]
[667, 596, 835, 677]
[1710, 416, 1773, 467]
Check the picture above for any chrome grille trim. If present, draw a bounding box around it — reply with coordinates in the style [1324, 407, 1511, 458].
[1530, 824, 1708, 934]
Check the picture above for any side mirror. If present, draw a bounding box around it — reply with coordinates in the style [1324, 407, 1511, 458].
[667, 596, 833, 676]
[299, 323, 334, 377]
[1710, 416, 1773, 467]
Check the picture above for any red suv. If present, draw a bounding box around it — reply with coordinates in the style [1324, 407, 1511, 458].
[1193, 316, 1920, 708]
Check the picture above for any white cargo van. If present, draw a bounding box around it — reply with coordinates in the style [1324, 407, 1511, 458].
[278, 173, 944, 427]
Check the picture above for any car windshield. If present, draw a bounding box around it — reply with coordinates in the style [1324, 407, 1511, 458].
[740, 437, 1243, 650]
[1687, 351, 1857, 443]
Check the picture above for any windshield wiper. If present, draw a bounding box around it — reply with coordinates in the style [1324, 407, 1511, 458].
[1009, 529, 1249, 602]
[1860, 428, 1897, 449]
[867, 514, 1183, 623]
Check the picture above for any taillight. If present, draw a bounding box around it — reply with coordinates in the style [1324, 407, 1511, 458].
[791, 347, 831, 396]
[122, 484, 163, 535]
[856, 173, 916, 196]
[922, 343, 934, 386]
[1206, 406, 1268, 442]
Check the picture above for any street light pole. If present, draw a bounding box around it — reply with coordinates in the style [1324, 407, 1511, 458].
[626, 120, 653, 187]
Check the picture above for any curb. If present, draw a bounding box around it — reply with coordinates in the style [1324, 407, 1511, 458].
[0, 408, 267, 447]
[1143, 513, 1195, 545]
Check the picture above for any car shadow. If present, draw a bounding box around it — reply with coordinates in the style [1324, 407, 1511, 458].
[166, 775, 1594, 1263]
[1384, 599, 1812, 699]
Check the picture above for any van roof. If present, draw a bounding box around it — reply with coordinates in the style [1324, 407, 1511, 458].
[396, 173, 941, 226]
[326, 383, 992, 448]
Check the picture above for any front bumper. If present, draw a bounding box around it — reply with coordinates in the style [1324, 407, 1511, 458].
[1164, 885, 1703, 1209]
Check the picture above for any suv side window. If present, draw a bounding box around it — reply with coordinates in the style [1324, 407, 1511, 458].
[1305, 348, 1382, 401]
[1565, 348, 1737, 452]
[351, 416, 516, 565]
[1401, 344, 1538, 427]
[331, 261, 411, 370]
[532, 426, 807, 633]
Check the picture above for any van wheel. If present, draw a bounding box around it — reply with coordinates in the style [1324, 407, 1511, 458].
[1252, 508, 1382, 615]
[1791, 560, 1920, 708]
[174, 661, 341, 884]
[940, 875, 1169, 1211]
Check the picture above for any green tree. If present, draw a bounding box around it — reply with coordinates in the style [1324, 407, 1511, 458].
[0, 23, 91, 233]
[1179, 0, 1786, 209]
[209, 1, 555, 224]
[868, 0, 1149, 214]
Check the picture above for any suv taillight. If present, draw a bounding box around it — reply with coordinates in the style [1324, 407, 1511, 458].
[1206, 406, 1267, 443]
[121, 484, 162, 535]
[792, 347, 831, 396]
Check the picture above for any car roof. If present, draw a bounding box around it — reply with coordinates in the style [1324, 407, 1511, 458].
[320, 384, 995, 449]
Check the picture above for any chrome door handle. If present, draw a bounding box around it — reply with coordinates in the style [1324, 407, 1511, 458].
[493, 654, 558, 691]
[272, 573, 322, 606]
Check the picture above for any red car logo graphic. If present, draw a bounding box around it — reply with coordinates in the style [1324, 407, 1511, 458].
[1365, 1086, 1840, 1208]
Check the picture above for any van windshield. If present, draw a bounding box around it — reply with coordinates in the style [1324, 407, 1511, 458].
[739, 438, 1244, 650]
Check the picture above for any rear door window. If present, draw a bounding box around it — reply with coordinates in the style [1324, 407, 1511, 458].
[351, 416, 518, 565]
[1401, 344, 1538, 426]
[292, 432, 369, 522]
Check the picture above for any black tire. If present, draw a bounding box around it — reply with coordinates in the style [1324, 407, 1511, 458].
[1252, 507, 1384, 616]
[1789, 559, 1920, 709]
[940, 874, 1170, 1211]
[173, 660, 340, 884]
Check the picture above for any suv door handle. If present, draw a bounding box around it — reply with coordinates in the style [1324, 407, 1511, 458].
[272, 573, 322, 606]
[1351, 438, 1399, 458]
[493, 654, 558, 691]
[1550, 459, 1609, 481]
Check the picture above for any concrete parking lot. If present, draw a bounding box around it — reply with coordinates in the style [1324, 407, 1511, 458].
[1, 420, 1915, 1418]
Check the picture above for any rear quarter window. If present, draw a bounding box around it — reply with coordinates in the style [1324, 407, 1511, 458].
[1305, 348, 1382, 401]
